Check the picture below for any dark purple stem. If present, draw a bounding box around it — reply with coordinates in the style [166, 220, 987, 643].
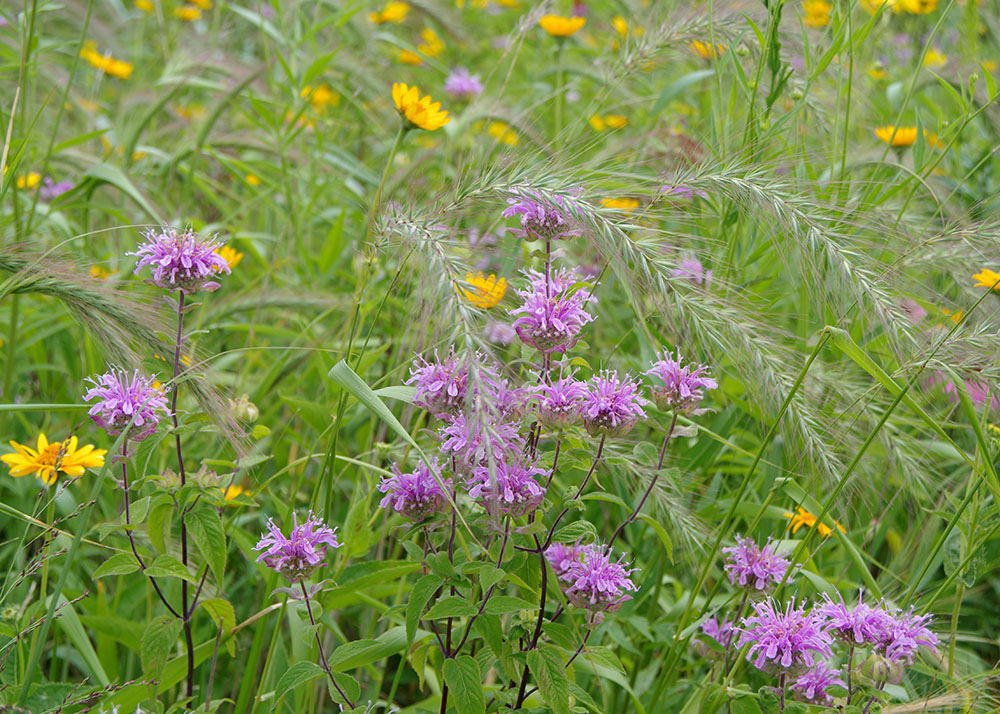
[540, 434, 605, 551]
[300, 581, 355, 708]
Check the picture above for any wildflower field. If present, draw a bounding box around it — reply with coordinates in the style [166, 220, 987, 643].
[3, 0, 1000, 712]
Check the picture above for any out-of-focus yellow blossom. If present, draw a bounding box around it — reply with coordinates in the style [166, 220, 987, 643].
[784, 506, 845, 538]
[539, 14, 585, 37]
[893, 0, 936, 13]
[973, 269, 1000, 291]
[601, 197, 641, 211]
[301, 84, 339, 111]
[417, 27, 444, 57]
[802, 0, 831, 27]
[189, 0, 212, 9]
[392, 82, 451, 131]
[874, 125, 917, 147]
[80, 43, 134, 79]
[867, 62, 887, 80]
[222, 484, 247, 501]
[174, 104, 205, 120]
[861, 0, 895, 11]
[604, 114, 627, 129]
[90, 265, 112, 280]
[982, 60, 998, 73]
[2, 434, 107, 487]
[589, 115, 606, 131]
[488, 121, 518, 146]
[923, 48, 946, 68]
[284, 111, 315, 130]
[215, 245, 243, 270]
[136, 0, 154, 12]
[174, 5, 201, 20]
[16, 172, 41, 190]
[245, 173, 261, 186]
[370, 1, 409, 24]
[398, 49, 422, 65]
[457, 273, 507, 308]
[690, 40, 725, 59]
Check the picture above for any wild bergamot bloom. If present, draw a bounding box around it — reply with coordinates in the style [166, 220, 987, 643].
[391, 83, 450, 131]
[369, 1, 409, 24]
[784, 506, 845, 537]
[972, 269, 1000, 291]
[83, 367, 169, 441]
[2, 435, 107, 486]
[874, 125, 917, 147]
[253, 511, 342, 582]
[539, 14, 585, 37]
[457, 272, 507, 308]
[802, 0, 831, 27]
[130, 227, 230, 293]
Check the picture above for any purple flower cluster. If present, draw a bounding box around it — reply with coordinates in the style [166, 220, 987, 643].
[502, 191, 578, 241]
[544, 542, 585, 579]
[253, 511, 341, 582]
[83, 367, 168, 441]
[531, 372, 587, 430]
[819, 593, 938, 665]
[645, 348, 718, 413]
[467, 458, 547, 517]
[405, 350, 471, 418]
[553, 543, 638, 616]
[439, 412, 525, 469]
[582, 370, 648, 438]
[738, 597, 832, 673]
[791, 661, 845, 705]
[672, 255, 711, 288]
[509, 268, 595, 354]
[40, 177, 74, 202]
[129, 227, 230, 293]
[700, 613, 735, 650]
[378, 461, 451, 521]
[443, 67, 484, 97]
[722, 535, 790, 591]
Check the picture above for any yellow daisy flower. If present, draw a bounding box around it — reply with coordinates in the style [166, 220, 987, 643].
[135, 0, 154, 12]
[894, 0, 936, 14]
[973, 269, 1000, 291]
[803, 0, 831, 27]
[301, 84, 339, 112]
[16, 172, 41, 190]
[174, 5, 201, 20]
[874, 125, 917, 147]
[418, 27, 444, 57]
[222, 483, 247, 501]
[589, 115, 606, 131]
[2, 434, 107, 486]
[189, 0, 212, 8]
[392, 83, 451, 131]
[89, 265, 112, 280]
[604, 114, 627, 129]
[369, 1, 409, 24]
[245, 173, 261, 186]
[80, 43, 134, 79]
[215, 245, 244, 270]
[488, 121, 518, 146]
[457, 272, 507, 308]
[539, 14, 586, 38]
[397, 49, 423, 65]
[783, 506, 845, 538]
[861, 0, 895, 12]
[867, 62, 887, 80]
[923, 48, 946, 69]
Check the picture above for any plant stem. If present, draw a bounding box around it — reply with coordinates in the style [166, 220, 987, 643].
[607, 414, 677, 548]
[846, 645, 854, 704]
[540, 435, 605, 552]
[299, 581, 355, 708]
[170, 292, 195, 699]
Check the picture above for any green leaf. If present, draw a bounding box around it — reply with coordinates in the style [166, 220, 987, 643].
[145, 554, 197, 583]
[82, 163, 162, 222]
[527, 645, 570, 714]
[140, 615, 183, 680]
[147, 499, 174, 554]
[185, 506, 227, 585]
[407, 574, 442, 647]
[341, 478, 372, 557]
[473, 614, 503, 657]
[49, 594, 110, 687]
[275, 661, 326, 700]
[484, 596, 535, 615]
[443, 656, 485, 714]
[93, 552, 141, 580]
[479, 565, 506, 591]
[652, 69, 715, 115]
[552, 520, 596, 544]
[424, 595, 477, 619]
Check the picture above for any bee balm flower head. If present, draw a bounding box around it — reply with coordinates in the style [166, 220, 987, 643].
[562, 544, 638, 618]
[253, 511, 341, 582]
[129, 227, 230, 293]
[509, 268, 595, 354]
[378, 461, 451, 521]
[83, 367, 168, 442]
[645, 348, 718, 413]
[582, 370, 648, 438]
[722, 534, 791, 591]
[738, 597, 833, 673]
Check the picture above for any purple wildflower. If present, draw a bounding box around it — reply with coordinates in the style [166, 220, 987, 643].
[791, 661, 845, 705]
[659, 184, 708, 200]
[562, 544, 638, 615]
[672, 255, 711, 287]
[253, 511, 341, 582]
[129, 227, 230, 293]
[83, 367, 168, 441]
[40, 177, 74, 201]
[700, 614, 736, 649]
[509, 268, 595, 354]
[405, 350, 469, 419]
[502, 190, 578, 241]
[899, 299, 927, 325]
[378, 461, 451, 521]
[439, 412, 525, 468]
[467, 457, 547, 517]
[484, 321, 517, 345]
[722, 535, 790, 591]
[531, 373, 587, 430]
[581, 370, 648, 438]
[645, 348, 718, 413]
[544, 542, 585, 580]
[817, 592, 893, 646]
[877, 609, 938, 664]
[492, 379, 530, 420]
[738, 597, 833, 673]
[942, 377, 998, 411]
[444, 67, 484, 97]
